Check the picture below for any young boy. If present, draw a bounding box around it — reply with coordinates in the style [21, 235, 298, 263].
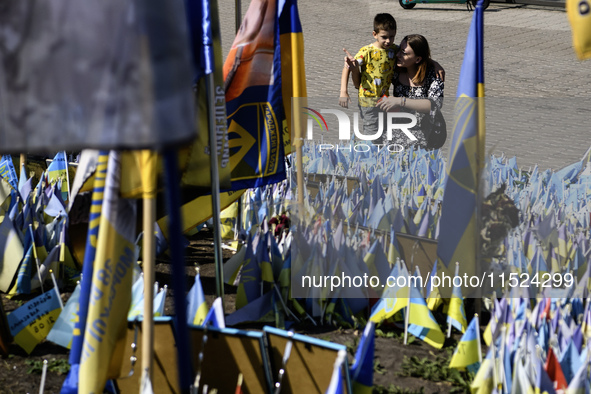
[339, 13, 444, 142]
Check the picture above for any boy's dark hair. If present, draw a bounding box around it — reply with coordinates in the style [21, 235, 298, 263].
[373, 13, 397, 33]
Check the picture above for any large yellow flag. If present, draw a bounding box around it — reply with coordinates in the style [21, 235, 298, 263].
[79, 151, 137, 393]
[567, 0, 591, 59]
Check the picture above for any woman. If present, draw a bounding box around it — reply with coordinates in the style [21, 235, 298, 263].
[377, 34, 444, 149]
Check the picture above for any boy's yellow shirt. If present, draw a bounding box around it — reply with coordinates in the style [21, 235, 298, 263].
[355, 43, 398, 107]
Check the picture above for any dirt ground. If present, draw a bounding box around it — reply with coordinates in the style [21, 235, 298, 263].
[0, 229, 474, 394]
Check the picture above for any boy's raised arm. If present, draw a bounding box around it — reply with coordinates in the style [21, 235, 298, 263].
[339, 65, 352, 108]
[339, 48, 360, 108]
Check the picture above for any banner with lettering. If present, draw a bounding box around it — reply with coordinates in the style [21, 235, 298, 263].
[7, 290, 62, 354]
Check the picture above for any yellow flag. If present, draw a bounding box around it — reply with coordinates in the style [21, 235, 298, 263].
[7, 290, 61, 354]
[79, 152, 137, 393]
[567, 0, 591, 59]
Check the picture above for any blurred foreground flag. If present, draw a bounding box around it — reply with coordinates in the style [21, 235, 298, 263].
[7, 290, 62, 354]
[79, 151, 137, 393]
[223, 0, 307, 189]
[181, 0, 231, 190]
[437, 0, 486, 280]
[0, 0, 194, 153]
[279, 0, 308, 154]
[567, 0, 591, 59]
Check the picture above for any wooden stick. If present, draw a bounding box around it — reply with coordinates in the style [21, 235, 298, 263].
[141, 150, 157, 385]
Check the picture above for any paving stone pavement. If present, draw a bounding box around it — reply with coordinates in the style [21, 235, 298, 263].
[219, 0, 591, 171]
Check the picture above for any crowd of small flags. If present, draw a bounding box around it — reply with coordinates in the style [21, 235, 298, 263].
[2, 141, 591, 391]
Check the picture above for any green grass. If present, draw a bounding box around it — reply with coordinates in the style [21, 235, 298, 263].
[397, 350, 474, 393]
[25, 358, 70, 375]
[373, 384, 425, 394]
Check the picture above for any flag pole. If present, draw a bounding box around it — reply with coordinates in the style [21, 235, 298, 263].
[474, 313, 482, 363]
[141, 151, 157, 384]
[163, 150, 193, 391]
[63, 151, 71, 203]
[206, 72, 225, 308]
[447, 262, 460, 338]
[29, 224, 44, 293]
[403, 289, 411, 345]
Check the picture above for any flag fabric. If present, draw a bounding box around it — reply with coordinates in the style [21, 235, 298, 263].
[0, 155, 19, 191]
[182, 0, 231, 190]
[567, 356, 590, 394]
[187, 273, 209, 326]
[369, 264, 410, 323]
[349, 322, 375, 394]
[326, 350, 347, 394]
[0, 0, 195, 153]
[225, 289, 275, 326]
[278, 0, 307, 155]
[223, 0, 287, 190]
[7, 290, 62, 354]
[567, 0, 591, 60]
[0, 212, 25, 292]
[470, 347, 494, 394]
[78, 151, 137, 393]
[407, 280, 445, 349]
[437, 0, 485, 280]
[156, 189, 245, 239]
[203, 297, 225, 329]
[447, 269, 468, 333]
[47, 151, 69, 202]
[545, 347, 568, 391]
[47, 283, 82, 349]
[127, 274, 146, 321]
[449, 316, 481, 372]
[153, 286, 167, 317]
[63, 151, 109, 390]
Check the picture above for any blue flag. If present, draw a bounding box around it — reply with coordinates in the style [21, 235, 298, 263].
[223, 0, 288, 190]
[62, 151, 109, 394]
[437, 0, 485, 282]
[349, 322, 375, 394]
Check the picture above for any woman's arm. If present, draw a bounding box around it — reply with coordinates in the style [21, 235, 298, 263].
[377, 96, 432, 113]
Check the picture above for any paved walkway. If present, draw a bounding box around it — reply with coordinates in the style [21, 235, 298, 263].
[219, 0, 591, 170]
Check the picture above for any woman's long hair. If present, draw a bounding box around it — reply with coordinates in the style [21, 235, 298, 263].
[403, 34, 433, 86]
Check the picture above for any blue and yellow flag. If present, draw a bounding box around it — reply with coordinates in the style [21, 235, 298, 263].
[47, 283, 81, 349]
[7, 290, 62, 354]
[62, 151, 109, 394]
[349, 322, 375, 394]
[437, 0, 485, 281]
[278, 0, 307, 155]
[449, 315, 481, 372]
[0, 213, 24, 293]
[47, 151, 69, 202]
[187, 273, 209, 326]
[79, 151, 137, 393]
[182, 0, 231, 190]
[0, 155, 19, 191]
[223, 0, 287, 190]
[407, 281, 445, 349]
[369, 263, 409, 324]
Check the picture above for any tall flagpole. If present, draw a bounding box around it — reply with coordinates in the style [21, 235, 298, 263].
[163, 150, 193, 391]
[206, 71, 225, 307]
[141, 151, 157, 385]
[235, 0, 241, 34]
